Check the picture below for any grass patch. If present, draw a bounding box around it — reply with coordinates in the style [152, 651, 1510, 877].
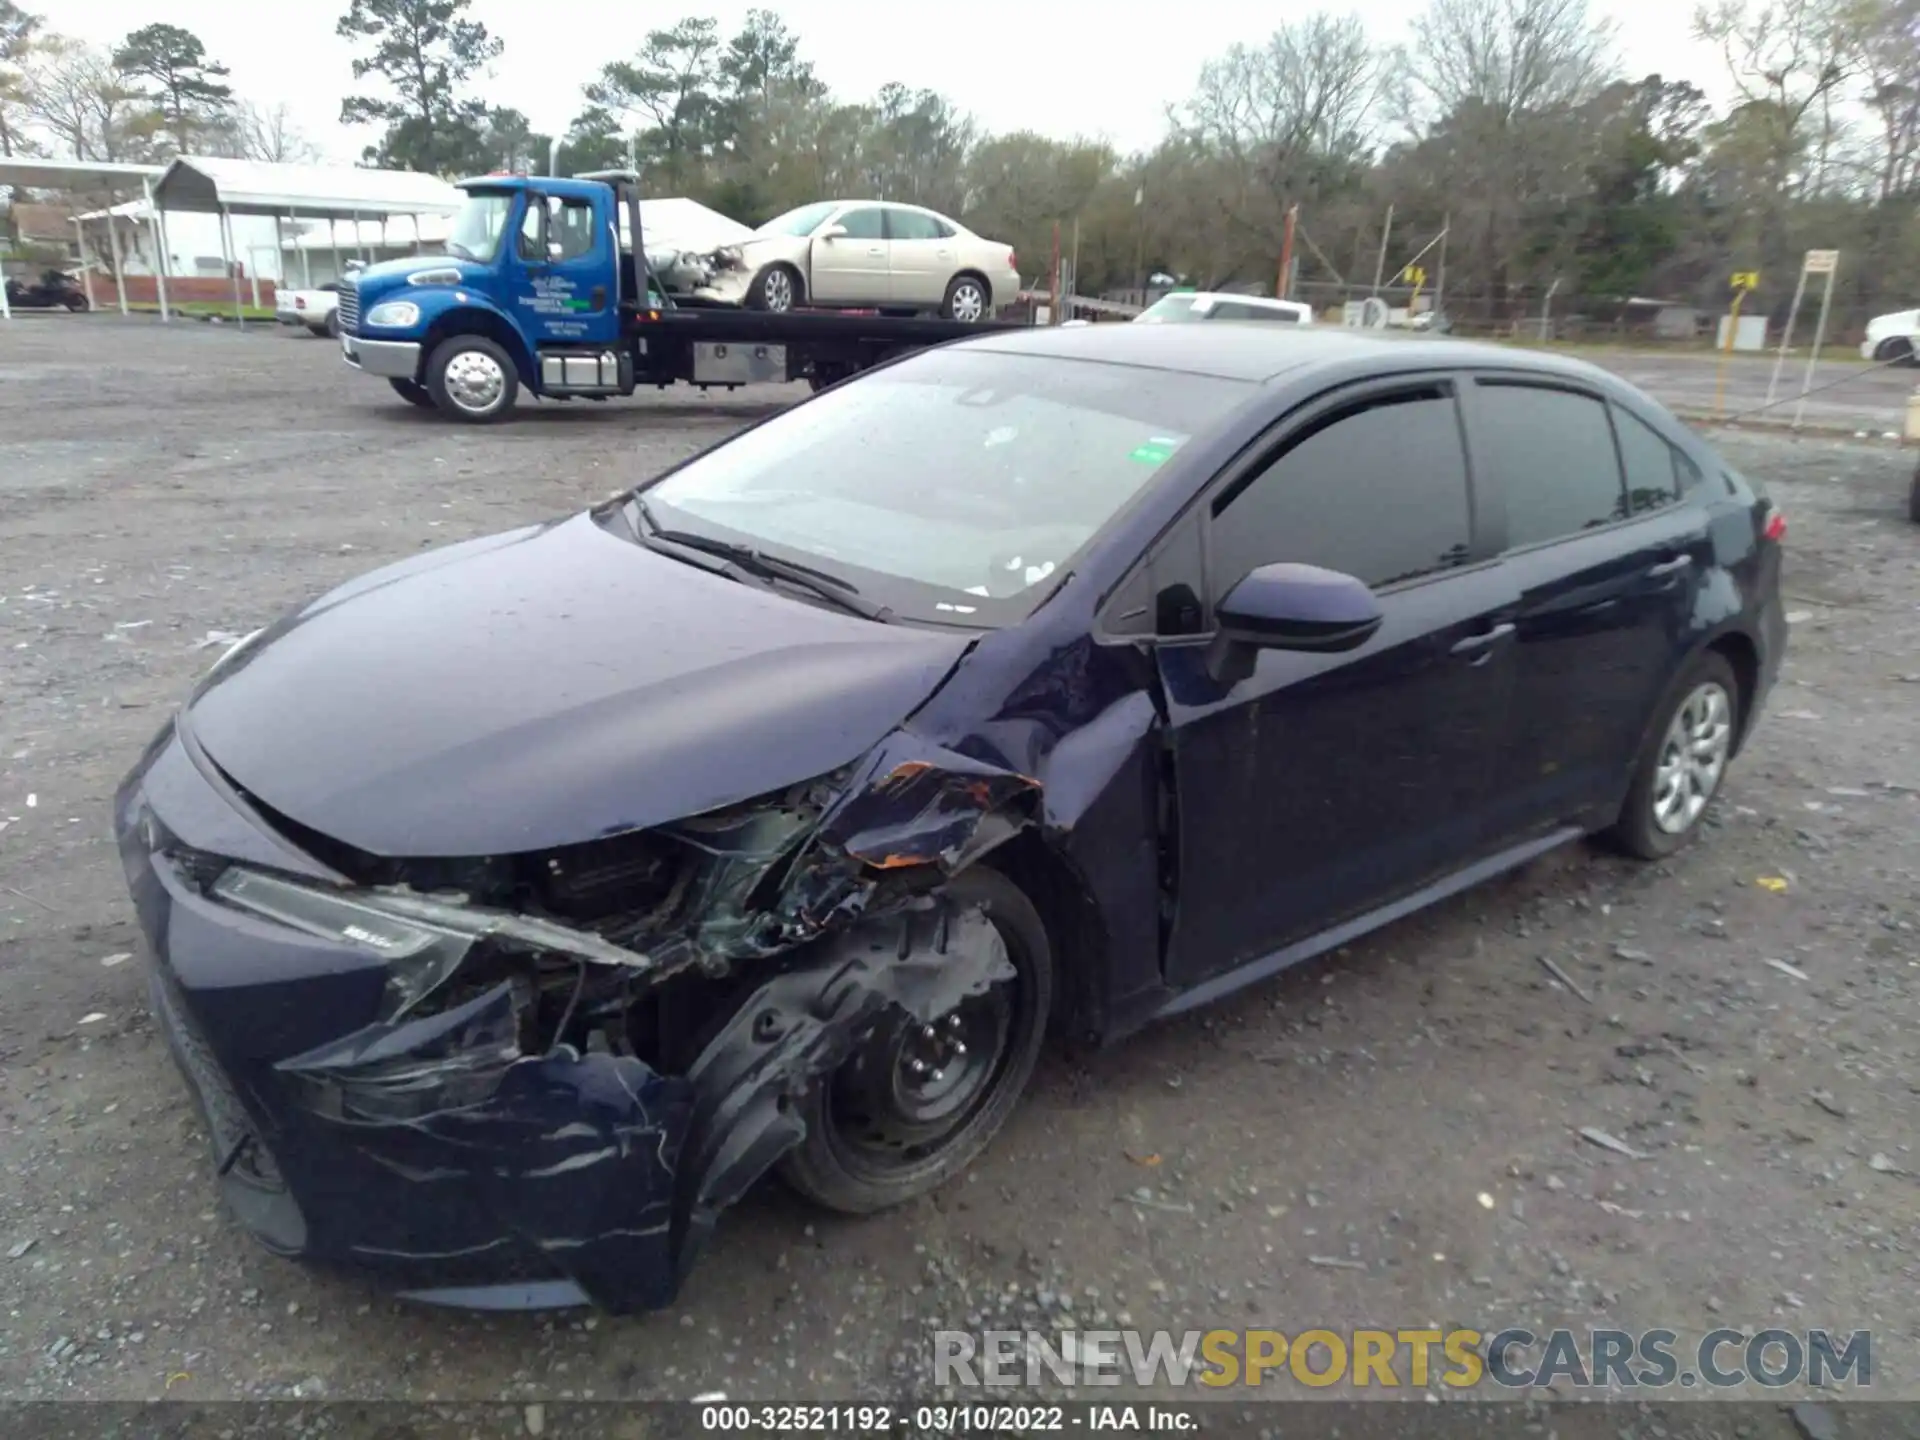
[126, 302, 279, 322]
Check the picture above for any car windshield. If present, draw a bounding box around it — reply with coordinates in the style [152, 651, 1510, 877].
[443, 191, 515, 262]
[638, 348, 1250, 626]
[757, 201, 840, 238]
[1136, 295, 1201, 323]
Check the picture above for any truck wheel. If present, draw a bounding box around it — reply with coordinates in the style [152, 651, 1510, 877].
[324, 311, 340, 339]
[942, 274, 990, 323]
[1909, 461, 1920, 524]
[749, 265, 801, 313]
[778, 867, 1052, 1214]
[425, 336, 518, 423]
[388, 378, 435, 409]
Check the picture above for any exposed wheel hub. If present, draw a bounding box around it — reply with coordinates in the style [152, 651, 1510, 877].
[831, 991, 1010, 1154]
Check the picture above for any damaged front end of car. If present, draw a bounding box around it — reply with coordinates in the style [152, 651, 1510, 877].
[122, 722, 1042, 1313]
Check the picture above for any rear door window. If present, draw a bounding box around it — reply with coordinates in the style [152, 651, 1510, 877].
[1472, 381, 1628, 547]
[838, 208, 887, 240]
[1610, 405, 1685, 514]
[1210, 385, 1474, 593]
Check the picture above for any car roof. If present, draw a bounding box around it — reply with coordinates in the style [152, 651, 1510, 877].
[954, 323, 1613, 385]
[1172, 291, 1304, 307]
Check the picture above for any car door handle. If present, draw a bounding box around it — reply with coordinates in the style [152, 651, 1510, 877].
[867, 247, 885, 257]
[1450, 622, 1516, 656]
[1646, 555, 1693, 578]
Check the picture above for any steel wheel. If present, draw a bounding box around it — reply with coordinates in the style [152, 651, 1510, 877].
[779, 868, 1052, 1213]
[1650, 681, 1732, 835]
[944, 276, 988, 322]
[826, 990, 1013, 1164]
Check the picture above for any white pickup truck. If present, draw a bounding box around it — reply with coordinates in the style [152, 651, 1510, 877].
[275, 280, 341, 337]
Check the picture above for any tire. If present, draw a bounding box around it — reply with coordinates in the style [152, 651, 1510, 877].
[324, 310, 340, 339]
[1603, 650, 1741, 860]
[942, 273, 991, 323]
[424, 335, 519, 423]
[1908, 461, 1920, 524]
[749, 264, 802, 313]
[388, 378, 435, 409]
[778, 867, 1053, 1214]
[1873, 336, 1915, 366]
[66, 295, 89, 312]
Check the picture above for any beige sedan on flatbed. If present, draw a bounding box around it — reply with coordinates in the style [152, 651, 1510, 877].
[690, 200, 1022, 322]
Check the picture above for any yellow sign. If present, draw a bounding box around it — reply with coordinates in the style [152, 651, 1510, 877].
[1400, 265, 1426, 288]
[1730, 271, 1760, 290]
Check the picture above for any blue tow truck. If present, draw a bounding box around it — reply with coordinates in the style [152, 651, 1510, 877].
[337, 169, 1016, 422]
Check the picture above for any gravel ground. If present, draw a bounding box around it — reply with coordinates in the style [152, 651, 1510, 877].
[2, 317, 1917, 1414]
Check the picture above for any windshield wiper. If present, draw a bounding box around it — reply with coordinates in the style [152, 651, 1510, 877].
[626, 497, 892, 622]
[445, 241, 477, 261]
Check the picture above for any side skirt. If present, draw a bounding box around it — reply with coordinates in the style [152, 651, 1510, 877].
[1148, 825, 1585, 1021]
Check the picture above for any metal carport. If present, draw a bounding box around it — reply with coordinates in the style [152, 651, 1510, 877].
[0, 158, 166, 321]
[148, 158, 465, 326]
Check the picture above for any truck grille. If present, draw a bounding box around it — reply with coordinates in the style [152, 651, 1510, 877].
[336, 279, 360, 335]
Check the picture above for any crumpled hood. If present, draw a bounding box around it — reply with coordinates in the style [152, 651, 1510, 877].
[184, 513, 970, 858]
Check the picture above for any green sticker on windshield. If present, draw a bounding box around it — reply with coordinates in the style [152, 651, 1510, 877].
[1129, 436, 1181, 465]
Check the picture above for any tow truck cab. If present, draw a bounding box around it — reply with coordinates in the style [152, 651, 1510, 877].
[339, 173, 650, 412]
[339, 170, 1013, 422]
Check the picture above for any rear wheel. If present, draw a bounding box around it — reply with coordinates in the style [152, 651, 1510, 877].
[1873, 336, 1915, 366]
[1604, 650, 1740, 860]
[425, 335, 519, 423]
[388, 378, 435, 409]
[324, 310, 340, 339]
[778, 868, 1052, 1213]
[1908, 460, 1920, 523]
[749, 264, 802, 313]
[65, 295, 90, 312]
[942, 274, 990, 323]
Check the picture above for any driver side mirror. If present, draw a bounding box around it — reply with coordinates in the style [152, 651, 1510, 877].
[818, 223, 847, 241]
[1216, 562, 1383, 653]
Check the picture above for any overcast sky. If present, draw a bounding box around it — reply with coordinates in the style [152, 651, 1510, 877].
[61, 0, 1729, 164]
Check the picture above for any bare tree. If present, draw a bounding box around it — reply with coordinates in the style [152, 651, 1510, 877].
[19, 35, 156, 161]
[1397, 0, 1616, 311]
[223, 98, 322, 163]
[1178, 14, 1385, 257]
[1849, 0, 1920, 199]
[0, 0, 40, 156]
[1404, 0, 1614, 120]
[1692, 0, 1857, 197]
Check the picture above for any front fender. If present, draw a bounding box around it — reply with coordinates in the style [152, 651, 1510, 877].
[370, 289, 536, 387]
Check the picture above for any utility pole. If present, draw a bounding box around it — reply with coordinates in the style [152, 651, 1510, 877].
[1133, 184, 1145, 306]
[1370, 203, 1394, 296]
[1277, 204, 1297, 300]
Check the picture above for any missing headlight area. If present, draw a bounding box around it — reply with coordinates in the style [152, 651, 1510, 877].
[193, 733, 1039, 1310]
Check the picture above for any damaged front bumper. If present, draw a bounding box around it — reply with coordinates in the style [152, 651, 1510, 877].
[114, 724, 1026, 1312]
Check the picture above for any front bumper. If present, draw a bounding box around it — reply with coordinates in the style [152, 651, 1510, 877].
[341, 335, 422, 379]
[114, 722, 1015, 1312]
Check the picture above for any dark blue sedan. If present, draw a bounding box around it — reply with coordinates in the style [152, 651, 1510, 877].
[114, 323, 1787, 1312]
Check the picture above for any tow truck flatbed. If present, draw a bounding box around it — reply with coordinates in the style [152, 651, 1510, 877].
[336, 169, 1025, 422]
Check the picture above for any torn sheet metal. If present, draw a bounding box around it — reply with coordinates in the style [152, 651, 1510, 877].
[274, 898, 1008, 1312]
[816, 734, 1040, 873]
